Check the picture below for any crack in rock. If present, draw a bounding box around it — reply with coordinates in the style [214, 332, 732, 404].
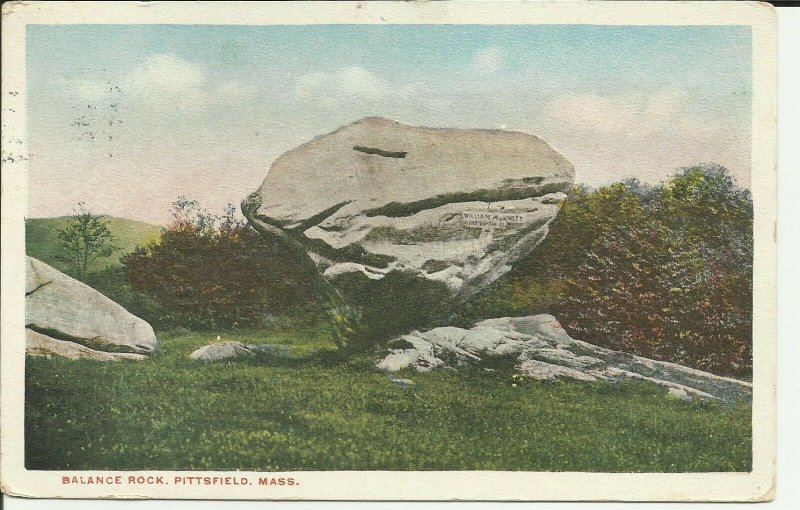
[25, 280, 52, 296]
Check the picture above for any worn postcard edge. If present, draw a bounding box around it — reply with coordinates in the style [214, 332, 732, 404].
[0, 0, 777, 502]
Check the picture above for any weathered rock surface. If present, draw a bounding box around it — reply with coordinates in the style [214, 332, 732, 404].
[243, 117, 574, 307]
[25, 256, 157, 361]
[377, 314, 752, 402]
[190, 341, 290, 362]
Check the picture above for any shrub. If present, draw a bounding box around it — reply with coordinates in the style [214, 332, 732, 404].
[331, 271, 451, 343]
[122, 198, 317, 328]
[84, 266, 205, 331]
[476, 165, 753, 378]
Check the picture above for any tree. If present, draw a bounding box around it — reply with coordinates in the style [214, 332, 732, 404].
[56, 203, 117, 280]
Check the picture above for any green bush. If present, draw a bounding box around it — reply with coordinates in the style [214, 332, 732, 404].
[84, 266, 206, 331]
[460, 165, 753, 378]
[121, 199, 317, 328]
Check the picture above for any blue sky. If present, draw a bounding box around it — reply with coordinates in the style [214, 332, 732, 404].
[26, 24, 752, 223]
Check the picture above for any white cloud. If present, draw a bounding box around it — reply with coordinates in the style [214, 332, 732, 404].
[538, 90, 750, 188]
[336, 66, 391, 99]
[294, 66, 391, 101]
[295, 72, 329, 98]
[643, 90, 685, 125]
[546, 94, 638, 134]
[472, 47, 505, 74]
[68, 54, 263, 112]
[126, 54, 207, 96]
[545, 91, 684, 136]
[211, 82, 260, 103]
[398, 83, 421, 101]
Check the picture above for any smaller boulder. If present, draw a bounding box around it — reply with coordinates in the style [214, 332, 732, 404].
[190, 341, 290, 362]
[25, 256, 158, 361]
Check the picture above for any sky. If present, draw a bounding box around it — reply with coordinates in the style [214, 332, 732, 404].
[26, 24, 752, 225]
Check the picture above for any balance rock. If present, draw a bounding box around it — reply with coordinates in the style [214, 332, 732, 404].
[242, 117, 575, 310]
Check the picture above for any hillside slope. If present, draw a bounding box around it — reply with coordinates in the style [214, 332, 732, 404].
[26, 216, 161, 273]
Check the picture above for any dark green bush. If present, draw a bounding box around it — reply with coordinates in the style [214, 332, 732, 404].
[121, 199, 317, 328]
[458, 165, 753, 378]
[84, 266, 205, 330]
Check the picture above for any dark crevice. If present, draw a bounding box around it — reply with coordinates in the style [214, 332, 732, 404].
[25, 324, 148, 355]
[353, 145, 407, 159]
[25, 280, 52, 297]
[296, 235, 394, 269]
[244, 192, 393, 268]
[288, 200, 352, 233]
[248, 212, 392, 268]
[362, 181, 569, 218]
[253, 213, 293, 229]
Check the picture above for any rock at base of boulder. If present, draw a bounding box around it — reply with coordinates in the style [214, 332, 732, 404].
[377, 314, 752, 402]
[26, 329, 148, 361]
[190, 341, 290, 362]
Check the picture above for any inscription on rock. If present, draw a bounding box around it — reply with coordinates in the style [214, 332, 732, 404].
[461, 211, 528, 229]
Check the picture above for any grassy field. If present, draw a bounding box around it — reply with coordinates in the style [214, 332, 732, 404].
[25, 325, 752, 472]
[25, 216, 161, 273]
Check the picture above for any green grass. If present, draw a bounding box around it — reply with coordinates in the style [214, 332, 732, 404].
[25, 325, 752, 472]
[25, 216, 161, 273]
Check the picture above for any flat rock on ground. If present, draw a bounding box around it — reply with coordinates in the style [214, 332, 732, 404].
[25, 256, 158, 361]
[377, 314, 752, 402]
[190, 341, 290, 362]
[243, 117, 575, 307]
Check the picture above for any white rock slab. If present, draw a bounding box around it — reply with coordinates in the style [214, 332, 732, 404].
[377, 314, 752, 402]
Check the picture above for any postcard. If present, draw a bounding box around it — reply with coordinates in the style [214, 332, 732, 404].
[0, 0, 776, 501]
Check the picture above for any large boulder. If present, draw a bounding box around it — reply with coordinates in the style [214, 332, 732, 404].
[25, 256, 158, 360]
[243, 117, 574, 310]
[377, 314, 752, 402]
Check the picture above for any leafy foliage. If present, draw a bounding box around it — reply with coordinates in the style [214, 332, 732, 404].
[54, 203, 117, 280]
[84, 266, 205, 331]
[458, 165, 753, 378]
[121, 198, 317, 328]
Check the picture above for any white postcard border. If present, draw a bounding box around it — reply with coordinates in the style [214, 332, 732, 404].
[0, 1, 777, 501]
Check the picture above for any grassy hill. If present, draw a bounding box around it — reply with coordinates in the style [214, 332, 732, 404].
[26, 216, 161, 273]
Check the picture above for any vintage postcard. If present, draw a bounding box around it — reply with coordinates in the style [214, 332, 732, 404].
[0, 0, 776, 501]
